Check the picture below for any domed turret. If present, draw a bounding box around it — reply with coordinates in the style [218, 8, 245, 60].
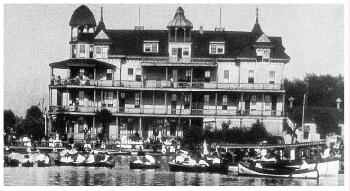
[167, 7, 193, 42]
[70, 5, 96, 39]
[70, 5, 96, 27]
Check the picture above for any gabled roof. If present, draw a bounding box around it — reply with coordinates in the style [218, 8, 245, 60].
[50, 59, 116, 69]
[105, 29, 289, 61]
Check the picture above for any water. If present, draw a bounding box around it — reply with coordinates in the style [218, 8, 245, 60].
[4, 155, 344, 186]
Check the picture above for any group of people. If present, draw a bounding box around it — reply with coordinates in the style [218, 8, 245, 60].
[173, 150, 222, 167]
[132, 154, 156, 165]
[59, 149, 111, 164]
[7, 149, 51, 165]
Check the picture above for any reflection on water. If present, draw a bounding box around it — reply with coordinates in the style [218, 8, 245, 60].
[4, 155, 344, 186]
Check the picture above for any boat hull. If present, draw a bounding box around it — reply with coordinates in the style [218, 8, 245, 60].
[168, 162, 228, 174]
[238, 162, 319, 179]
[53, 159, 115, 168]
[129, 162, 161, 169]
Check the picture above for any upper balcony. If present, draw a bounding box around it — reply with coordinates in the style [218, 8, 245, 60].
[50, 78, 283, 92]
[141, 57, 217, 67]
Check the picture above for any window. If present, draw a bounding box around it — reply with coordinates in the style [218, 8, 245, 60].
[183, 48, 189, 56]
[72, 45, 77, 58]
[72, 28, 78, 38]
[106, 69, 113, 80]
[120, 92, 125, 98]
[248, 70, 254, 84]
[135, 68, 141, 81]
[265, 95, 271, 111]
[209, 43, 225, 54]
[185, 69, 191, 81]
[108, 91, 113, 107]
[95, 47, 102, 59]
[78, 91, 84, 106]
[135, 93, 140, 108]
[171, 94, 177, 102]
[222, 95, 228, 110]
[251, 95, 257, 110]
[79, 68, 85, 79]
[269, 71, 275, 84]
[102, 47, 108, 58]
[89, 45, 94, 58]
[256, 49, 270, 62]
[143, 42, 158, 53]
[128, 68, 133, 81]
[204, 95, 210, 109]
[79, 44, 85, 58]
[205, 70, 210, 82]
[224, 70, 229, 79]
[171, 48, 177, 56]
[184, 94, 190, 109]
[303, 126, 310, 140]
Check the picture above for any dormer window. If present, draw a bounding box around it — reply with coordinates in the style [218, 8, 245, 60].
[95, 46, 108, 59]
[256, 48, 270, 62]
[79, 44, 85, 58]
[209, 42, 225, 54]
[143, 41, 158, 53]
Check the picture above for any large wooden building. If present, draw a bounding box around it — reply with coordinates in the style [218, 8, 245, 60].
[48, 5, 290, 141]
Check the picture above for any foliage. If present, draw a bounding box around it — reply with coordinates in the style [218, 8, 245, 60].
[4, 110, 16, 134]
[182, 125, 204, 151]
[282, 119, 298, 144]
[313, 108, 340, 139]
[247, 120, 269, 143]
[95, 109, 114, 141]
[23, 105, 45, 141]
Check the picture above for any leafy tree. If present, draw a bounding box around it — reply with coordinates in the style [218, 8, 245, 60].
[23, 105, 44, 141]
[96, 109, 114, 141]
[313, 108, 339, 139]
[248, 120, 269, 143]
[4, 110, 16, 134]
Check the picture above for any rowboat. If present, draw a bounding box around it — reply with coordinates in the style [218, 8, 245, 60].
[4, 156, 20, 167]
[53, 159, 115, 168]
[168, 162, 229, 174]
[37, 160, 52, 167]
[22, 161, 34, 167]
[129, 162, 161, 169]
[238, 162, 319, 179]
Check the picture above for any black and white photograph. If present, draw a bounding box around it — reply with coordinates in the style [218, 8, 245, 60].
[2, 1, 348, 188]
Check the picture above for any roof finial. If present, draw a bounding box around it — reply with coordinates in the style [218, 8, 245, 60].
[100, 7, 104, 21]
[256, 7, 259, 23]
[138, 5, 141, 26]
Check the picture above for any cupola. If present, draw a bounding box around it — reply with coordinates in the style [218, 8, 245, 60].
[167, 7, 193, 42]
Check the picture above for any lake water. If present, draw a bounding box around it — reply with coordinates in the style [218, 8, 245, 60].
[3, 155, 344, 186]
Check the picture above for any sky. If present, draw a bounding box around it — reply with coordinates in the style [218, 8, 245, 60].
[4, 4, 344, 116]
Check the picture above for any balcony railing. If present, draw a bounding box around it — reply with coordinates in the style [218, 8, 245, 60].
[49, 105, 283, 117]
[50, 79, 283, 90]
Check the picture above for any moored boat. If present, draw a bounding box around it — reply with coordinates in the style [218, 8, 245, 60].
[168, 161, 229, 174]
[129, 162, 161, 169]
[37, 160, 52, 167]
[4, 156, 20, 167]
[53, 159, 115, 168]
[22, 161, 34, 167]
[238, 162, 319, 179]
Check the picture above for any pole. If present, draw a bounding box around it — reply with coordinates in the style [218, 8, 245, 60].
[301, 94, 306, 131]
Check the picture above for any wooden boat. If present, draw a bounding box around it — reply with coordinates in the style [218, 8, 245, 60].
[53, 159, 115, 168]
[22, 161, 34, 167]
[168, 161, 229, 174]
[129, 162, 161, 169]
[108, 150, 131, 156]
[4, 156, 20, 167]
[37, 160, 52, 167]
[238, 162, 319, 179]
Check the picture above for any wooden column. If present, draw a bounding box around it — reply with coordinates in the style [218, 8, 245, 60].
[152, 91, 155, 114]
[93, 116, 95, 135]
[240, 93, 244, 114]
[189, 92, 193, 113]
[190, 67, 193, 87]
[165, 67, 168, 81]
[116, 117, 119, 139]
[165, 92, 168, 114]
[112, 69, 115, 86]
[93, 90, 96, 111]
[175, 28, 178, 42]
[282, 94, 285, 116]
[140, 91, 143, 113]
[215, 92, 218, 115]
[101, 90, 103, 109]
[116, 90, 119, 111]
[139, 117, 143, 138]
[262, 94, 265, 116]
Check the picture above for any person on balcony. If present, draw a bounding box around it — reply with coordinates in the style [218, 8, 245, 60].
[57, 76, 62, 85]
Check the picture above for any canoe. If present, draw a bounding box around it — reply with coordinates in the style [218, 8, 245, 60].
[53, 159, 115, 168]
[22, 161, 34, 167]
[168, 162, 229, 174]
[238, 162, 319, 179]
[129, 162, 161, 169]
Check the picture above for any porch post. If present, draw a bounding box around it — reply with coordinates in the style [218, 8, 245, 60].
[240, 93, 244, 114]
[93, 116, 95, 137]
[153, 91, 155, 114]
[165, 92, 168, 114]
[282, 94, 285, 116]
[215, 92, 218, 115]
[165, 67, 168, 81]
[116, 90, 119, 111]
[93, 90, 96, 111]
[262, 94, 265, 116]
[116, 117, 119, 139]
[139, 117, 143, 138]
[190, 67, 193, 87]
[94, 68, 96, 80]
[140, 91, 143, 113]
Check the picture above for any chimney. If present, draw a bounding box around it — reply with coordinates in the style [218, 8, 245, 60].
[199, 26, 203, 34]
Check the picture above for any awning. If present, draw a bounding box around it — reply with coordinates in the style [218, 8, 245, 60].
[49, 59, 116, 69]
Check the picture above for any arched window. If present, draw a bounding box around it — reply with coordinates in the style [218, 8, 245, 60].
[72, 27, 78, 37]
[88, 28, 94, 33]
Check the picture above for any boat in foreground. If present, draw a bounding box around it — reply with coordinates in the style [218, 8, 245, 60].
[53, 159, 115, 168]
[129, 162, 161, 169]
[168, 162, 229, 174]
[238, 162, 319, 179]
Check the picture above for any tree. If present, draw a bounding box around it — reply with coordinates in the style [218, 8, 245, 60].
[4, 110, 16, 134]
[313, 108, 339, 139]
[248, 120, 269, 143]
[282, 119, 299, 144]
[95, 109, 114, 141]
[23, 105, 44, 141]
